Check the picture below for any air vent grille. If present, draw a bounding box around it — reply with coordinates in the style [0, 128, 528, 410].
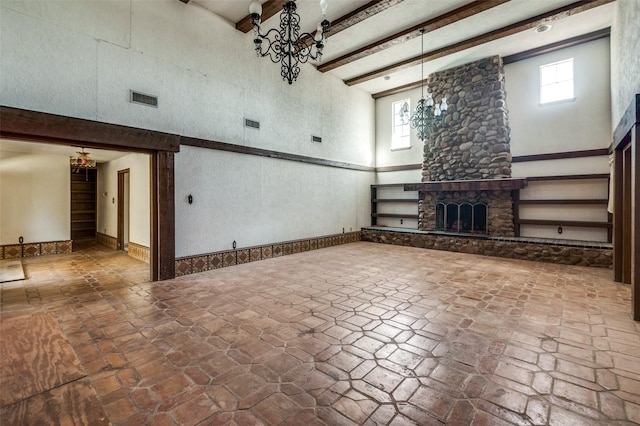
[245, 118, 260, 129]
[130, 90, 158, 108]
[311, 135, 322, 143]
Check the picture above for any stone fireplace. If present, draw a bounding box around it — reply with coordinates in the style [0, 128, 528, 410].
[407, 55, 525, 237]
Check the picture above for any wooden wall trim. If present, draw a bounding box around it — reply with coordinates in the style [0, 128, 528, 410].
[527, 173, 610, 181]
[0, 106, 180, 153]
[180, 136, 374, 172]
[502, 28, 610, 64]
[614, 94, 640, 149]
[511, 148, 609, 163]
[375, 164, 421, 172]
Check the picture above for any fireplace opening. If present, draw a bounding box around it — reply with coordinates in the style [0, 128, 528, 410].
[435, 203, 487, 234]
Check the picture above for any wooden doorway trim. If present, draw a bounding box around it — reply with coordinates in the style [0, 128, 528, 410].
[0, 106, 179, 281]
[117, 169, 130, 251]
[612, 94, 640, 321]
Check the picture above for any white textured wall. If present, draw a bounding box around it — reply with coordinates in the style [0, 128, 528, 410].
[0, 150, 70, 244]
[611, 0, 640, 127]
[97, 153, 150, 247]
[0, 0, 376, 257]
[374, 88, 424, 171]
[505, 38, 611, 159]
[175, 146, 372, 257]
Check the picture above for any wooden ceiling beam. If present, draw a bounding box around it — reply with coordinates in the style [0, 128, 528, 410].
[236, 0, 288, 33]
[318, 0, 508, 73]
[372, 26, 611, 99]
[328, 0, 404, 38]
[346, 0, 614, 87]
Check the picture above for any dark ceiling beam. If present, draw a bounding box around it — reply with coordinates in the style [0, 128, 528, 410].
[236, 0, 288, 33]
[326, 0, 405, 38]
[318, 0, 509, 73]
[372, 26, 612, 99]
[293, 0, 405, 53]
[345, 0, 614, 87]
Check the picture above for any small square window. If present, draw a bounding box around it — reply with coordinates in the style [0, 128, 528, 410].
[540, 58, 574, 104]
[392, 99, 411, 150]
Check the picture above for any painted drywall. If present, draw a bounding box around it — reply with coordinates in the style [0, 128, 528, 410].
[610, 0, 640, 127]
[175, 146, 373, 257]
[97, 153, 150, 248]
[505, 38, 611, 158]
[0, 149, 70, 244]
[0, 1, 376, 257]
[0, 2, 375, 165]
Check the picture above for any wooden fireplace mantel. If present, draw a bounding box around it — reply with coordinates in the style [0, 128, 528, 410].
[404, 178, 527, 192]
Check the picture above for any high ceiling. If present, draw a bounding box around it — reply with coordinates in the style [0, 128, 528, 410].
[190, 0, 615, 96]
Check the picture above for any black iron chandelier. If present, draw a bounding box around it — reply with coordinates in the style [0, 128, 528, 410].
[410, 29, 447, 141]
[249, 0, 330, 84]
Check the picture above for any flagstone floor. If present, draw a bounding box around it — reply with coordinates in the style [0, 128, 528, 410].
[1, 241, 639, 425]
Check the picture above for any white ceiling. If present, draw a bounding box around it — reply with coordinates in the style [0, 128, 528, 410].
[0, 139, 129, 163]
[193, 0, 615, 95]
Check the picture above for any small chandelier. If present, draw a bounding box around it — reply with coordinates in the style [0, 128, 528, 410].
[249, 0, 330, 85]
[410, 29, 447, 142]
[70, 148, 96, 174]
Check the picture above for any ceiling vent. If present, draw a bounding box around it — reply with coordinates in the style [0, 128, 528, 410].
[311, 135, 322, 143]
[130, 90, 158, 108]
[245, 118, 260, 129]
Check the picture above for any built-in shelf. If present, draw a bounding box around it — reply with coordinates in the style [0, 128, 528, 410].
[519, 199, 609, 205]
[516, 219, 612, 229]
[372, 213, 419, 219]
[70, 168, 97, 241]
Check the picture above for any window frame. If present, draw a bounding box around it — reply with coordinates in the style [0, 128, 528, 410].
[539, 58, 575, 105]
[391, 99, 411, 150]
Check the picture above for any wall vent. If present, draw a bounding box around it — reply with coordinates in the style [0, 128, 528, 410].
[130, 90, 158, 108]
[311, 135, 322, 143]
[245, 118, 260, 129]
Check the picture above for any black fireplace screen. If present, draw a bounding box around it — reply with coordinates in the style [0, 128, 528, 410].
[435, 203, 487, 234]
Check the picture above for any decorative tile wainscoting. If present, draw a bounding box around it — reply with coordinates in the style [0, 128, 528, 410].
[175, 231, 362, 276]
[127, 242, 150, 264]
[1, 240, 73, 259]
[96, 232, 117, 250]
[362, 227, 612, 268]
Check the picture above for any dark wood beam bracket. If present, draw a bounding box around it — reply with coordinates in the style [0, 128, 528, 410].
[349, 0, 614, 87]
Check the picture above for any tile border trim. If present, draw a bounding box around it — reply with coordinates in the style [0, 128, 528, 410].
[1, 240, 73, 259]
[175, 231, 362, 277]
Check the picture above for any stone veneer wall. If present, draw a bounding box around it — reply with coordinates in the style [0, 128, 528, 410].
[362, 228, 612, 268]
[425, 55, 512, 181]
[420, 190, 515, 236]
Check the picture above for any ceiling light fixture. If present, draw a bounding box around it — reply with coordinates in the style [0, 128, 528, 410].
[249, 0, 331, 85]
[535, 24, 552, 33]
[410, 29, 447, 142]
[70, 148, 96, 180]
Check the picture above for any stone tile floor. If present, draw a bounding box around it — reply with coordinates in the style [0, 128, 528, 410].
[1, 241, 640, 425]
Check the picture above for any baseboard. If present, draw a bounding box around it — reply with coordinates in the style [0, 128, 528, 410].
[96, 232, 117, 250]
[128, 242, 150, 264]
[1, 240, 73, 259]
[175, 231, 362, 277]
